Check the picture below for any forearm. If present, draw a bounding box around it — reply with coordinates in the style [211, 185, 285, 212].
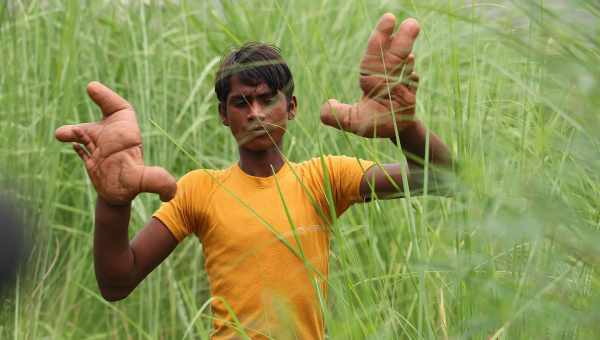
[390, 121, 453, 196]
[94, 196, 138, 299]
[391, 120, 451, 167]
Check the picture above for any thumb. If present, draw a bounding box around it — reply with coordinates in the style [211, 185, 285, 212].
[87, 81, 132, 117]
[319, 99, 356, 132]
[140, 166, 177, 202]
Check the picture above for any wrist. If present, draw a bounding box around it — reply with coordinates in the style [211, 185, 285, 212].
[97, 195, 132, 210]
[388, 120, 423, 145]
[95, 195, 131, 233]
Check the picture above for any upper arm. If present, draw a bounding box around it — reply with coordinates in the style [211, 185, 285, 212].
[101, 217, 178, 300]
[359, 162, 432, 200]
[320, 155, 375, 216]
[360, 163, 405, 200]
[129, 217, 178, 283]
[127, 170, 211, 286]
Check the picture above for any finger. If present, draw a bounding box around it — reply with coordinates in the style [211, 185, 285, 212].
[140, 166, 177, 202]
[87, 81, 132, 117]
[389, 18, 420, 59]
[320, 99, 356, 133]
[401, 53, 415, 76]
[384, 53, 415, 85]
[360, 75, 389, 98]
[365, 13, 396, 58]
[73, 128, 97, 154]
[72, 143, 95, 170]
[55, 123, 95, 143]
[407, 72, 419, 91]
[72, 143, 89, 161]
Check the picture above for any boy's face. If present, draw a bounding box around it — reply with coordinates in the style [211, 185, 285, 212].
[219, 75, 297, 151]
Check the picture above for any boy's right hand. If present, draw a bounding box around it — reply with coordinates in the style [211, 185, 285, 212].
[55, 82, 177, 206]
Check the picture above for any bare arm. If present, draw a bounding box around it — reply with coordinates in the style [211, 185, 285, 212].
[359, 121, 452, 199]
[391, 120, 451, 167]
[320, 14, 453, 199]
[55, 82, 179, 301]
[94, 198, 177, 301]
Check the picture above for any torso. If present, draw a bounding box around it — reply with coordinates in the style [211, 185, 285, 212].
[198, 161, 330, 339]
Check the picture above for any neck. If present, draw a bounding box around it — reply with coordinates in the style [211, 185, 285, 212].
[238, 143, 285, 177]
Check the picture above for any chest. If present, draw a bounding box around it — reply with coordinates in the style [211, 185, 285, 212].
[199, 179, 329, 256]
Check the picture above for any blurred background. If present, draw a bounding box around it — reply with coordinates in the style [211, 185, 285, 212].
[0, 194, 28, 297]
[0, 0, 599, 338]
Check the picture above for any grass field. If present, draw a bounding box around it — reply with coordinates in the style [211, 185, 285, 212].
[1, 0, 599, 339]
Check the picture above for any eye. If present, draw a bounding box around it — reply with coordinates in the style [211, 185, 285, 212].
[265, 95, 279, 105]
[232, 99, 247, 108]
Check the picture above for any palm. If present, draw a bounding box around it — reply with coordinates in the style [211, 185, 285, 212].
[78, 109, 144, 204]
[55, 82, 176, 205]
[321, 14, 420, 138]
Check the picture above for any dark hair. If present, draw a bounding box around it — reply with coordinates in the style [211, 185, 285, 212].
[214, 42, 294, 104]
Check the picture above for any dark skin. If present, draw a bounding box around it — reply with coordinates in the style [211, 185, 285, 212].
[218, 76, 298, 177]
[55, 13, 451, 301]
[321, 14, 451, 198]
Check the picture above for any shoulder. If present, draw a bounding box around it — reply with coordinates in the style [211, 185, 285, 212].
[291, 155, 356, 182]
[295, 155, 372, 172]
[177, 166, 235, 192]
[181, 165, 235, 180]
[292, 155, 330, 177]
[294, 154, 337, 169]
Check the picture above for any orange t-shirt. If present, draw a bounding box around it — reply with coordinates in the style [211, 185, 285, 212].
[153, 155, 374, 339]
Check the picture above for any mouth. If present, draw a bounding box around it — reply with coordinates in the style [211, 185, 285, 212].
[245, 128, 268, 137]
[237, 128, 270, 146]
[237, 121, 282, 146]
[246, 121, 273, 133]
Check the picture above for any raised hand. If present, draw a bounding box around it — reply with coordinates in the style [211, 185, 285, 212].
[55, 82, 176, 206]
[320, 13, 420, 138]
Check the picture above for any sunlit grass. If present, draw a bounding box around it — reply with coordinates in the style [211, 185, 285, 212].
[1, 0, 599, 339]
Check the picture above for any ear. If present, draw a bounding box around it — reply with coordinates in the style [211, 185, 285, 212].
[287, 96, 298, 120]
[218, 102, 229, 126]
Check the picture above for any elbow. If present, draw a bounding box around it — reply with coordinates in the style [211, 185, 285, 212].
[94, 260, 138, 302]
[417, 180, 455, 198]
[98, 284, 133, 302]
[429, 188, 454, 198]
[422, 166, 457, 198]
[101, 293, 127, 303]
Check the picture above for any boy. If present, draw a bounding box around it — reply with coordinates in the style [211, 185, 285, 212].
[55, 14, 451, 339]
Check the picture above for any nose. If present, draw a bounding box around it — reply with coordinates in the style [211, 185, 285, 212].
[248, 101, 266, 121]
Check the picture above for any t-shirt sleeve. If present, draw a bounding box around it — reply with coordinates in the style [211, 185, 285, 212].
[320, 155, 375, 217]
[152, 170, 206, 242]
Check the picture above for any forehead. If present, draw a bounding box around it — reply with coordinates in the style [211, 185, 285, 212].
[227, 75, 275, 99]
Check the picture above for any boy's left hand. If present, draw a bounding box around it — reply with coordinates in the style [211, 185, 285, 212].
[320, 13, 420, 138]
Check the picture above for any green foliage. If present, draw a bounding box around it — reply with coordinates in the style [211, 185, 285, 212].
[1, 0, 599, 339]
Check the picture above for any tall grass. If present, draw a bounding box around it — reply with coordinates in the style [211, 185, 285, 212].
[1, 0, 599, 338]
